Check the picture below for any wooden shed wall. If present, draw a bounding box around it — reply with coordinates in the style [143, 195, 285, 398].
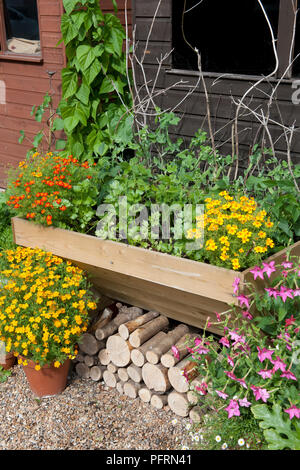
[134, 0, 300, 163]
[0, 0, 132, 188]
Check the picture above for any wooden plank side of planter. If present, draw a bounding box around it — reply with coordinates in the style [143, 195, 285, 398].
[75, 261, 226, 333]
[12, 218, 239, 307]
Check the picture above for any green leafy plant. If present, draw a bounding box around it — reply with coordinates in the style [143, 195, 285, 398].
[0, 366, 11, 384]
[59, 0, 132, 159]
[251, 404, 300, 450]
[19, 81, 65, 156]
[242, 157, 300, 248]
[179, 257, 300, 449]
[186, 405, 266, 450]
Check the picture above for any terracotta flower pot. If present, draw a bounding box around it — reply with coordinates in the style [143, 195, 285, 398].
[22, 359, 71, 398]
[0, 352, 16, 370]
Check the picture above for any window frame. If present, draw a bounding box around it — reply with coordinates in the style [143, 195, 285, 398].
[0, 0, 43, 63]
[171, 0, 298, 81]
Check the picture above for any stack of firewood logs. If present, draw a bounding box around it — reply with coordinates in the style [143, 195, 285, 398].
[73, 302, 206, 421]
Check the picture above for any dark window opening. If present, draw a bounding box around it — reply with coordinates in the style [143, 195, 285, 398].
[172, 0, 280, 76]
[1, 0, 40, 55]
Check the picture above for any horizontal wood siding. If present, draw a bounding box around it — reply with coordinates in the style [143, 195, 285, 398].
[0, 0, 132, 187]
[134, 0, 300, 163]
[0, 0, 64, 187]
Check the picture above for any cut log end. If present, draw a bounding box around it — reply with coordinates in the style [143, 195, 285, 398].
[168, 391, 190, 417]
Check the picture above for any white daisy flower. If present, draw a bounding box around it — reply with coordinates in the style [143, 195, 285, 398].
[193, 435, 200, 442]
[181, 445, 190, 450]
[185, 423, 192, 431]
[171, 418, 178, 425]
[222, 443, 228, 449]
[238, 438, 245, 446]
[215, 435, 221, 442]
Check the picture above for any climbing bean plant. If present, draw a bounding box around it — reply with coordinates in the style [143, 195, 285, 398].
[59, 0, 133, 160]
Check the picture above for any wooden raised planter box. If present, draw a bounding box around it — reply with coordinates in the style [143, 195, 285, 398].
[12, 217, 300, 334]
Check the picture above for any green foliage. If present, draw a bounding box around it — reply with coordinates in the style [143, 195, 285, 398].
[0, 366, 11, 384]
[187, 404, 266, 450]
[243, 157, 300, 248]
[59, 0, 132, 160]
[19, 92, 64, 156]
[251, 404, 300, 450]
[0, 192, 11, 234]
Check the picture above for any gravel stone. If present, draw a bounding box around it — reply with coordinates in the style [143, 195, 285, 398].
[0, 365, 190, 450]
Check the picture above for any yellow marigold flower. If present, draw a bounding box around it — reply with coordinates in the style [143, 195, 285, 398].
[87, 302, 97, 310]
[226, 224, 238, 235]
[265, 238, 275, 248]
[258, 230, 266, 239]
[231, 258, 240, 270]
[205, 239, 218, 251]
[254, 246, 268, 253]
[35, 364, 41, 371]
[253, 219, 262, 228]
[54, 361, 61, 368]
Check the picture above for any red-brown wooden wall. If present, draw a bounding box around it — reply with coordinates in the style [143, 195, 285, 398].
[0, 0, 132, 187]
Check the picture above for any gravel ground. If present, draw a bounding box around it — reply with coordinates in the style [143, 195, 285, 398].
[0, 364, 191, 450]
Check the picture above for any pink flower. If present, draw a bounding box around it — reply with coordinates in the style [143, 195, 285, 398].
[251, 386, 270, 403]
[224, 370, 237, 381]
[195, 382, 208, 396]
[257, 346, 274, 362]
[285, 315, 296, 327]
[219, 337, 230, 348]
[237, 295, 250, 310]
[279, 286, 294, 303]
[215, 312, 221, 322]
[171, 346, 180, 360]
[229, 330, 246, 345]
[227, 355, 234, 367]
[262, 261, 276, 278]
[280, 370, 297, 381]
[265, 287, 280, 299]
[284, 405, 300, 420]
[257, 346, 274, 363]
[193, 337, 209, 355]
[271, 356, 287, 372]
[197, 345, 209, 355]
[293, 289, 300, 297]
[233, 277, 240, 294]
[237, 378, 248, 389]
[225, 399, 240, 418]
[242, 310, 253, 320]
[216, 390, 228, 400]
[258, 369, 273, 379]
[250, 266, 264, 280]
[239, 397, 252, 408]
[282, 261, 293, 269]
